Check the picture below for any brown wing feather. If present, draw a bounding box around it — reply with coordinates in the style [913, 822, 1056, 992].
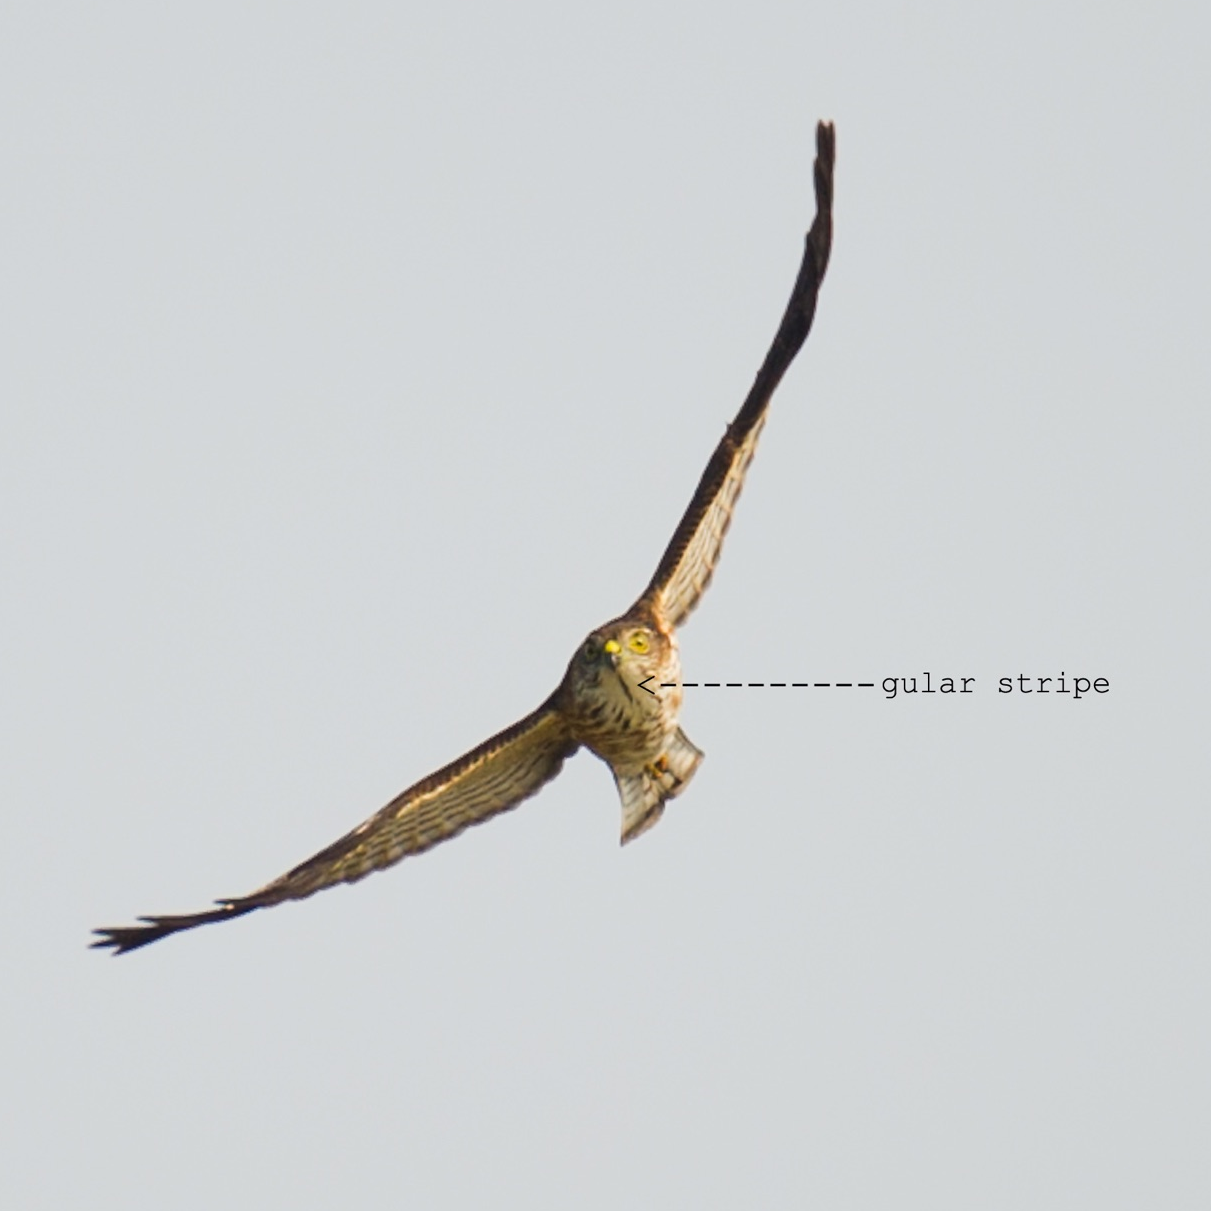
[638, 121, 835, 630]
[92, 701, 577, 954]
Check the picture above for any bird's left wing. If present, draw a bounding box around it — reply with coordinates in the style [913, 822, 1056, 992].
[636, 121, 835, 631]
[92, 700, 577, 954]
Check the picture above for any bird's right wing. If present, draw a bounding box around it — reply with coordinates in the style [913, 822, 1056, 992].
[93, 701, 578, 954]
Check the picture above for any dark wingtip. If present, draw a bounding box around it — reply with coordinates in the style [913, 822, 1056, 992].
[811, 120, 836, 277]
[91, 920, 179, 956]
[726, 115, 838, 432]
[90, 901, 258, 955]
[816, 119, 836, 164]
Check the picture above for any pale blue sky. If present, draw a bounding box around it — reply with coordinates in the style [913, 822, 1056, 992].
[3, 3, 1208, 1207]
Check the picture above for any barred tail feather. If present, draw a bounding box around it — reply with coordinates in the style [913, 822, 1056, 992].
[616, 728, 705, 844]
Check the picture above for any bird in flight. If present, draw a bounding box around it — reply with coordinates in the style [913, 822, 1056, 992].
[93, 121, 836, 954]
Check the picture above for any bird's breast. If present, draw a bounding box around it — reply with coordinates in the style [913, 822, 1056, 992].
[565, 656, 683, 773]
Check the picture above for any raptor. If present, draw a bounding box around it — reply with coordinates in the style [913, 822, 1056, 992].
[94, 121, 836, 953]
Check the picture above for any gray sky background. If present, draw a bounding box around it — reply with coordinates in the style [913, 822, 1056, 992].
[3, 3, 1208, 1208]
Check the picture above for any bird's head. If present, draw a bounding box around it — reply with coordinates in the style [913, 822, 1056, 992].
[565, 618, 671, 696]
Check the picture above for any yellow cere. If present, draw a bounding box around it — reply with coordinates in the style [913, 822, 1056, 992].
[603, 639, 621, 655]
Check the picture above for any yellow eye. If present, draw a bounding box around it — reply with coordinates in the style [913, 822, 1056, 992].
[628, 631, 650, 654]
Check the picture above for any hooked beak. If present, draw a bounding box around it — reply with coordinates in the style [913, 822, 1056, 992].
[603, 638, 621, 668]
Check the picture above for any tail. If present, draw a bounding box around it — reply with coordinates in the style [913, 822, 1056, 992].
[616, 728, 705, 845]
